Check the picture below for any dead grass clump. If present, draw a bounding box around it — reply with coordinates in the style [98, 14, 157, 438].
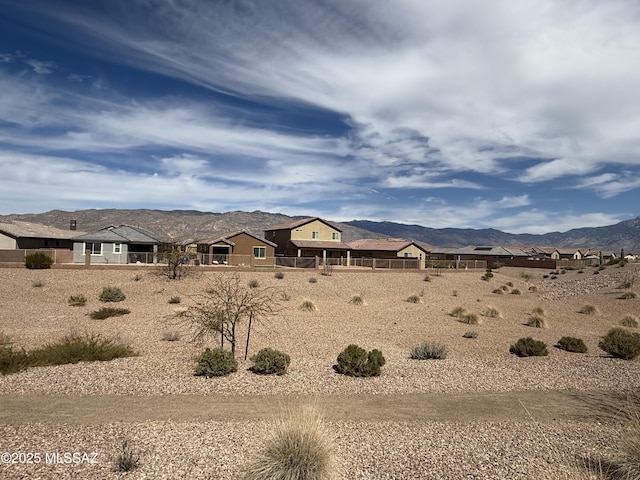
[406, 294, 422, 304]
[115, 439, 140, 472]
[308, 277, 317, 284]
[532, 306, 546, 316]
[168, 296, 181, 304]
[579, 304, 599, 315]
[482, 306, 502, 318]
[68, 295, 87, 307]
[528, 285, 538, 293]
[526, 314, 548, 329]
[89, 307, 131, 320]
[161, 331, 181, 342]
[614, 397, 640, 480]
[410, 341, 447, 360]
[619, 291, 637, 299]
[459, 311, 481, 325]
[241, 406, 340, 480]
[32, 280, 45, 288]
[299, 299, 317, 312]
[449, 306, 467, 318]
[248, 279, 260, 289]
[349, 295, 366, 306]
[620, 316, 639, 328]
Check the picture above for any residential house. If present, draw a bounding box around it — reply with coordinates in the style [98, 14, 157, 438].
[264, 217, 352, 263]
[439, 245, 531, 268]
[551, 248, 583, 260]
[348, 238, 431, 268]
[0, 220, 84, 263]
[196, 230, 276, 266]
[71, 225, 166, 264]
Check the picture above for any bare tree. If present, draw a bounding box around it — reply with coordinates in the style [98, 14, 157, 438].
[177, 273, 282, 358]
[157, 242, 196, 280]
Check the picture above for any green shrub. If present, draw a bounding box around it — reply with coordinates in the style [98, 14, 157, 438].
[25, 252, 53, 269]
[509, 337, 549, 357]
[68, 295, 87, 307]
[0, 345, 30, 375]
[29, 332, 136, 366]
[333, 344, 385, 377]
[240, 406, 339, 480]
[598, 328, 640, 360]
[89, 307, 130, 320]
[349, 295, 365, 306]
[579, 304, 599, 315]
[99, 286, 126, 302]
[194, 347, 238, 377]
[462, 331, 478, 339]
[115, 439, 140, 472]
[410, 341, 447, 360]
[556, 336, 588, 353]
[250, 347, 291, 375]
[168, 296, 181, 304]
[620, 316, 639, 328]
[406, 294, 421, 304]
[526, 314, 548, 329]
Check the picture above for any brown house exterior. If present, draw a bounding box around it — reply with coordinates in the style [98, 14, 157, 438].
[264, 217, 351, 262]
[196, 230, 276, 266]
[348, 238, 431, 268]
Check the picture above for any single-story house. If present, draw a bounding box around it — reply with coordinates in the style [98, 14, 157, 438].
[264, 217, 352, 262]
[0, 220, 83, 250]
[348, 238, 431, 268]
[438, 245, 531, 267]
[196, 230, 276, 266]
[71, 225, 166, 264]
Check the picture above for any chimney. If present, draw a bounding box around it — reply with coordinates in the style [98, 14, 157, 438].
[70, 220, 77, 231]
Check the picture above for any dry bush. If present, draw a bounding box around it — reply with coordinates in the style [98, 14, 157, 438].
[406, 294, 422, 304]
[532, 306, 546, 316]
[299, 299, 317, 312]
[349, 295, 366, 306]
[620, 316, 639, 328]
[115, 439, 140, 472]
[241, 406, 340, 480]
[482, 306, 501, 318]
[459, 311, 481, 325]
[579, 304, 599, 315]
[410, 341, 447, 360]
[492, 288, 504, 294]
[510, 288, 522, 295]
[526, 314, 548, 329]
[614, 397, 640, 480]
[449, 306, 467, 318]
[68, 295, 87, 307]
[619, 291, 637, 300]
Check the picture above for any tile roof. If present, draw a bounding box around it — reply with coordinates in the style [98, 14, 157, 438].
[265, 217, 342, 232]
[348, 238, 431, 252]
[197, 230, 277, 248]
[290, 240, 352, 250]
[71, 225, 166, 244]
[0, 220, 85, 240]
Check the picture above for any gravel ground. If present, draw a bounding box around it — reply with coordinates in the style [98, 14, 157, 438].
[0, 264, 638, 479]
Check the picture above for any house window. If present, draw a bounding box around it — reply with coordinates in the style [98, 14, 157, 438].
[253, 246, 266, 258]
[404, 253, 413, 257]
[312, 231, 319, 239]
[332, 233, 339, 240]
[84, 242, 102, 255]
[113, 243, 122, 254]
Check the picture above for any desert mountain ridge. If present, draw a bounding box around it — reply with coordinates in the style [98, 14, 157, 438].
[1, 209, 639, 251]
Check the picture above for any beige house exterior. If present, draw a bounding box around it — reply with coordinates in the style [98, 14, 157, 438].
[196, 230, 276, 266]
[348, 238, 431, 268]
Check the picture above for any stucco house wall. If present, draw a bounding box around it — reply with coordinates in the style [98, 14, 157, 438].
[72, 241, 130, 264]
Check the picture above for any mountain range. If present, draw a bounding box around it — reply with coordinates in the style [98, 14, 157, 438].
[1, 209, 638, 252]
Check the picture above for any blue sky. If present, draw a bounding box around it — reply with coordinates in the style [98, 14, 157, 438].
[1, 0, 639, 234]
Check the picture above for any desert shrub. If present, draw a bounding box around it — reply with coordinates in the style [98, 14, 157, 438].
[0, 344, 30, 375]
[333, 344, 385, 377]
[29, 332, 136, 366]
[556, 336, 588, 353]
[620, 316, 639, 328]
[462, 331, 478, 339]
[161, 331, 181, 342]
[492, 288, 504, 294]
[618, 275, 636, 290]
[481, 272, 493, 281]
[99, 286, 126, 303]
[577, 270, 584, 274]
[194, 347, 238, 377]
[543, 274, 549, 279]
[510, 288, 522, 295]
[410, 341, 447, 360]
[248, 279, 260, 289]
[449, 306, 467, 318]
[452, 290, 457, 297]
[132, 274, 143, 282]
[526, 314, 548, 329]
[614, 398, 640, 480]
[579, 304, 599, 315]
[25, 252, 53, 269]
[308, 277, 317, 284]
[593, 270, 599, 275]
[68, 294, 87, 307]
[274, 271, 285, 279]
[619, 291, 637, 299]
[550, 275, 558, 280]
[168, 296, 181, 304]
[459, 311, 481, 325]
[509, 337, 549, 357]
[519, 272, 533, 281]
[115, 439, 140, 472]
[598, 328, 640, 360]
[299, 299, 317, 312]
[406, 294, 422, 304]
[250, 348, 291, 375]
[0, 332, 12, 346]
[506, 281, 514, 287]
[500, 285, 509, 291]
[280, 292, 291, 301]
[560, 269, 567, 274]
[531, 306, 546, 316]
[482, 306, 501, 318]
[240, 406, 339, 480]
[349, 295, 366, 306]
[423, 274, 431, 282]
[528, 285, 538, 293]
[89, 307, 131, 320]
[32, 280, 45, 288]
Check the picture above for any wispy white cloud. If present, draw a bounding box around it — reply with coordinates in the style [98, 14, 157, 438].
[24, 59, 56, 74]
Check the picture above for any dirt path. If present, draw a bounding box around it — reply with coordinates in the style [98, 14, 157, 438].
[0, 390, 629, 425]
